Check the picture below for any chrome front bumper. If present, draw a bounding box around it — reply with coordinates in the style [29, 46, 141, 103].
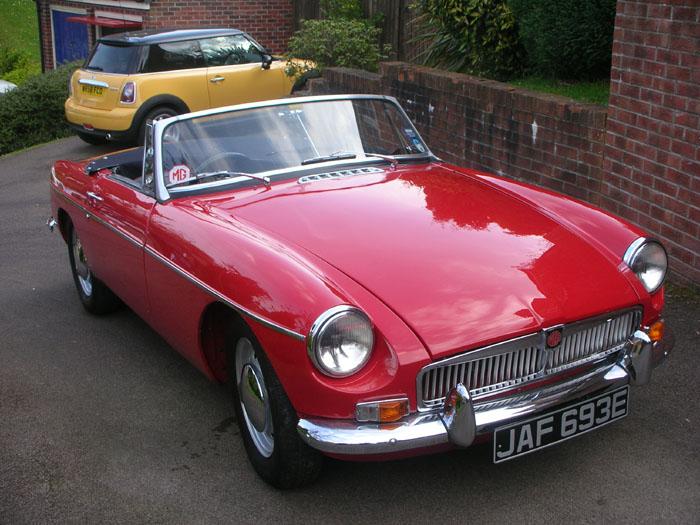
[297, 327, 674, 456]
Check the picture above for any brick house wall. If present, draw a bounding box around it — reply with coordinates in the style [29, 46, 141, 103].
[605, 1, 699, 285]
[36, 0, 294, 71]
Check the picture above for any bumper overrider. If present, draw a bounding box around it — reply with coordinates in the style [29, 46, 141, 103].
[297, 326, 674, 456]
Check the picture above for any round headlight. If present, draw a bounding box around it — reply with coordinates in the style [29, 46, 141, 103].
[307, 306, 374, 377]
[624, 238, 668, 293]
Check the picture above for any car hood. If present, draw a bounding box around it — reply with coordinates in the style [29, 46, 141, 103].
[209, 163, 639, 359]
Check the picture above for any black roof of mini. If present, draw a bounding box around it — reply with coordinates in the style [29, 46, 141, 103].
[99, 28, 243, 45]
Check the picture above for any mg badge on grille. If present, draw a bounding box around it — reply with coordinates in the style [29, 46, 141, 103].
[546, 329, 562, 348]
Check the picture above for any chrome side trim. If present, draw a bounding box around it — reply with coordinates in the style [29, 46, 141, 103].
[51, 187, 142, 249]
[78, 78, 109, 88]
[143, 245, 305, 341]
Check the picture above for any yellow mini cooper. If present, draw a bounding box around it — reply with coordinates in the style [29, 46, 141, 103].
[66, 28, 298, 145]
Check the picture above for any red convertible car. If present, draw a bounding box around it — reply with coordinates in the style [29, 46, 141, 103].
[49, 95, 673, 488]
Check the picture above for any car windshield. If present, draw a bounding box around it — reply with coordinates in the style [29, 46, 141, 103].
[85, 43, 140, 74]
[158, 98, 430, 192]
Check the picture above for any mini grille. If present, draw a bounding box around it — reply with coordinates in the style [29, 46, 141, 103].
[417, 308, 641, 410]
[297, 167, 383, 184]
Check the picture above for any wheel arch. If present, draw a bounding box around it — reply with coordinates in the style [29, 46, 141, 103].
[56, 207, 71, 243]
[199, 301, 246, 384]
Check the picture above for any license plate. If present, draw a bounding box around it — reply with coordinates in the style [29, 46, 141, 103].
[81, 84, 103, 96]
[493, 386, 629, 463]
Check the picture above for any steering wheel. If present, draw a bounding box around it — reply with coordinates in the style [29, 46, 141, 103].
[195, 151, 252, 174]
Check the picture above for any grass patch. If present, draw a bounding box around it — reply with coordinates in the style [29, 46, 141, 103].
[510, 76, 609, 105]
[0, 0, 41, 84]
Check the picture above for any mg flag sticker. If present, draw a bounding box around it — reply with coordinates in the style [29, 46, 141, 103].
[168, 164, 192, 185]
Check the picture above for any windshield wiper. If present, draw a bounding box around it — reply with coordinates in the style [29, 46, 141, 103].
[169, 170, 271, 189]
[365, 153, 399, 170]
[301, 152, 357, 165]
[85, 66, 103, 71]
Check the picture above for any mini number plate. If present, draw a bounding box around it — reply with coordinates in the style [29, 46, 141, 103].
[493, 386, 629, 463]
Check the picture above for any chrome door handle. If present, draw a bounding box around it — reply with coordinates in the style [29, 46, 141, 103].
[87, 191, 103, 203]
[209, 76, 225, 83]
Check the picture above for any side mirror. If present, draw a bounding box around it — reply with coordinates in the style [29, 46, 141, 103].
[261, 54, 273, 70]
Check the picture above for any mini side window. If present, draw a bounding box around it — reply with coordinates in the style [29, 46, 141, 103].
[200, 35, 263, 67]
[142, 40, 203, 73]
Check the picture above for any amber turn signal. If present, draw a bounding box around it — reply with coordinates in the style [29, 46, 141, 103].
[648, 319, 665, 342]
[356, 398, 410, 423]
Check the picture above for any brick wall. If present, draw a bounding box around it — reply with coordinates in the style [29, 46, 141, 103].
[145, 0, 293, 53]
[308, 62, 610, 216]
[605, 1, 699, 285]
[306, 57, 699, 286]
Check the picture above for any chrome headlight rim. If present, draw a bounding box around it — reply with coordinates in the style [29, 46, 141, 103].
[307, 305, 374, 378]
[623, 237, 668, 293]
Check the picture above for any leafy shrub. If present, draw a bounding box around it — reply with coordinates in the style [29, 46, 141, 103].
[415, 0, 524, 80]
[0, 62, 79, 156]
[508, 0, 617, 80]
[320, 0, 363, 19]
[286, 18, 388, 76]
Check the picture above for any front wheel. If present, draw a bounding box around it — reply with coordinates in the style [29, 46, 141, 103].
[227, 321, 322, 488]
[67, 221, 121, 315]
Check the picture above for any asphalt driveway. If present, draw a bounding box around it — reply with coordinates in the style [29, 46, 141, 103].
[0, 138, 698, 524]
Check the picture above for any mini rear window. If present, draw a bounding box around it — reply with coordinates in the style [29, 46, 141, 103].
[85, 43, 140, 74]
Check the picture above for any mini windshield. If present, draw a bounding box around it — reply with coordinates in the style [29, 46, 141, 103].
[159, 98, 430, 191]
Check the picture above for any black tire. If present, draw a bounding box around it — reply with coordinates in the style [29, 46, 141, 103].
[226, 318, 323, 489]
[76, 131, 107, 146]
[138, 106, 179, 145]
[67, 220, 121, 315]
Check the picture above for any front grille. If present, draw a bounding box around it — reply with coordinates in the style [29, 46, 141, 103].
[546, 309, 641, 373]
[417, 308, 641, 411]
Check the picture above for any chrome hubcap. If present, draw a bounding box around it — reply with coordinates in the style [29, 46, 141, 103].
[72, 230, 92, 297]
[235, 337, 274, 457]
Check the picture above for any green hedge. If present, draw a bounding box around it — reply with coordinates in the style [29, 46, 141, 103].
[0, 63, 78, 156]
[416, 0, 524, 80]
[508, 0, 617, 80]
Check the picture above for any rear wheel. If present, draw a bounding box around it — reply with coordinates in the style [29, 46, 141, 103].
[67, 221, 121, 315]
[76, 131, 107, 146]
[226, 320, 323, 488]
[138, 106, 179, 145]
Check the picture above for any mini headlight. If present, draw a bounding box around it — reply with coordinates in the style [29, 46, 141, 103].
[623, 238, 668, 293]
[307, 306, 374, 377]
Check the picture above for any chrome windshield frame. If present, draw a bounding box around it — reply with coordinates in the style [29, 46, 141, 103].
[152, 94, 435, 202]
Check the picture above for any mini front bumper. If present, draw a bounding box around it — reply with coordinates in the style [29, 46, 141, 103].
[297, 326, 674, 456]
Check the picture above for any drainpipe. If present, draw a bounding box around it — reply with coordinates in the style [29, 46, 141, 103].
[35, 0, 46, 72]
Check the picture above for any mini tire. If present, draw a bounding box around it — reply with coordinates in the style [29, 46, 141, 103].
[138, 106, 179, 145]
[67, 220, 121, 315]
[226, 319, 323, 489]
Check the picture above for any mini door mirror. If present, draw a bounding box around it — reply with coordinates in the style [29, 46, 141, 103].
[261, 53, 273, 70]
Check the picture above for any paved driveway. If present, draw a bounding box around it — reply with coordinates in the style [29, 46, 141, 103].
[0, 138, 698, 524]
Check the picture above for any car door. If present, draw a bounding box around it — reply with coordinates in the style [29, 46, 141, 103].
[201, 34, 287, 107]
[80, 149, 155, 319]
